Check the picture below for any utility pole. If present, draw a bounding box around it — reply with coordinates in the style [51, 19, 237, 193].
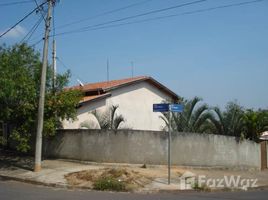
[34, 0, 53, 172]
[52, 39, 56, 88]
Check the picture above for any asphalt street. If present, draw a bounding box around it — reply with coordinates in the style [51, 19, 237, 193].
[1, 178, 268, 200]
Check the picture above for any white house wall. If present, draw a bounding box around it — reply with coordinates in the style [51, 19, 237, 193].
[62, 98, 107, 129]
[63, 81, 173, 131]
[107, 81, 171, 130]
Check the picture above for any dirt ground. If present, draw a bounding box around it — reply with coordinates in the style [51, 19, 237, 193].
[1, 149, 267, 192]
[65, 165, 184, 190]
[64, 163, 268, 191]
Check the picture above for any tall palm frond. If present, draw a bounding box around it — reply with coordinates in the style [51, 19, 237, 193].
[89, 105, 125, 130]
[209, 107, 225, 135]
[110, 105, 117, 128]
[186, 97, 202, 123]
[209, 102, 245, 137]
[193, 110, 213, 133]
[191, 104, 209, 132]
[91, 110, 109, 129]
[160, 97, 211, 133]
[113, 115, 125, 129]
[160, 115, 169, 130]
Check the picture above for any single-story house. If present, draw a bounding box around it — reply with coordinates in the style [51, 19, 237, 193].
[63, 76, 179, 131]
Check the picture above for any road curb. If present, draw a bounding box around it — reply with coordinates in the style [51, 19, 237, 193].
[0, 174, 67, 189]
[1, 173, 268, 194]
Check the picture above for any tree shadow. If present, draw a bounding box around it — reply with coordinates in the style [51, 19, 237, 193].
[0, 149, 33, 171]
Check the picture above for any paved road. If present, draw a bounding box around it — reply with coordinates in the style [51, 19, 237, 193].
[1, 179, 268, 200]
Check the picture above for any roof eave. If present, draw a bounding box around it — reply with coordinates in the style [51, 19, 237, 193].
[103, 77, 179, 101]
[79, 93, 111, 105]
[147, 77, 179, 101]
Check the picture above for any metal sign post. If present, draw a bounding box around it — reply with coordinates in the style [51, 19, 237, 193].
[153, 103, 183, 185]
[168, 108, 171, 184]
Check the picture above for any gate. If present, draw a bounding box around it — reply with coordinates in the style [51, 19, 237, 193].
[260, 141, 267, 170]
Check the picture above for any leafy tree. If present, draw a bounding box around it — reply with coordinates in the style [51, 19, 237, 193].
[209, 103, 268, 141]
[0, 43, 81, 152]
[161, 97, 212, 133]
[81, 105, 125, 130]
[256, 110, 268, 132]
[242, 109, 268, 141]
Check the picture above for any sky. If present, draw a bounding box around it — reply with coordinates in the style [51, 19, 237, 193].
[0, 0, 268, 109]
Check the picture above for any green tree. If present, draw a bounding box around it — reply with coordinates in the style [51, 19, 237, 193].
[0, 43, 81, 152]
[242, 109, 268, 141]
[161, 97, 212, 133]
[209, 101, 245, 137]
[81, 105, 125, 130]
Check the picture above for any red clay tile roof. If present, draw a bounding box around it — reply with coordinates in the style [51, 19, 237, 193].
[69, 76, 179, 104]
[80, 93, 111, 104]
[69, 76, 148, 92]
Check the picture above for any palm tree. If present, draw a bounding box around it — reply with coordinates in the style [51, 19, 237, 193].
[161, 97, 212, 133]
[108, 105, 125, 129]
[209, 101, 245, 137]
[81, 105, 125, 130]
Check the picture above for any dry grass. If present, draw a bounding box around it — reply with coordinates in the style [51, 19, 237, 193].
[65, 165, 185, 191]
[65, 167, 152, 191]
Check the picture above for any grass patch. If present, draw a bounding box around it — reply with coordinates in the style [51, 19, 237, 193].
[140, 164, 147, 168]
[192, 181, 210, 191]
[93, 177, 126, 191]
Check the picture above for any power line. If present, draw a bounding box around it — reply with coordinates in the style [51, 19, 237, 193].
[54, 0, 207, 36]
[0, 0, 32, 7]
[93, 0, 267, 31]
[25, 16, 43, 43]
[33, 0, 46, 22]
[30, 0, 153, 41]
[29, 0, 266, 43]
[56, 56, 85, 83]
[20, 15, 43, 43]
[49, 5, 83, 85]
[0, 1, 47, 38]
[53, 0, 266, 37]
[30, 38, 43, 47]
[56, 0, 153, 30]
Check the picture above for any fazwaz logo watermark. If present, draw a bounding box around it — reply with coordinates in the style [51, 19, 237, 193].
[179, 171, 258, 190]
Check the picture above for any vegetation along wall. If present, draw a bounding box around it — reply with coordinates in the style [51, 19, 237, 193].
[45, 129, 261, 169]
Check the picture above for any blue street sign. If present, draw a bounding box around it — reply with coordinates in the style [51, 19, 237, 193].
[153, 103, 169, 112]
[170, 104, 183, 112]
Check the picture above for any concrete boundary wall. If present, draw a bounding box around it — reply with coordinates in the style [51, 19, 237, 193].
[267, 141, 268, 168]
[45, 129, 261, 169]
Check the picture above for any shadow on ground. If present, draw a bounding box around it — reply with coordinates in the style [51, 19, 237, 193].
[0, 149, 34, 171]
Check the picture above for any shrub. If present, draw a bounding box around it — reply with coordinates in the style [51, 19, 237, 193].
[192, 181, 210, 191]
[93, 177, 126, 191]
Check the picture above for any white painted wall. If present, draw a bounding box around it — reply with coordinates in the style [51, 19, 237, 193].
[267, 141, 268, 168]
[63, 81, 172, 131]
[62, 99, 106, 129]
[46, 130, 261, 169]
